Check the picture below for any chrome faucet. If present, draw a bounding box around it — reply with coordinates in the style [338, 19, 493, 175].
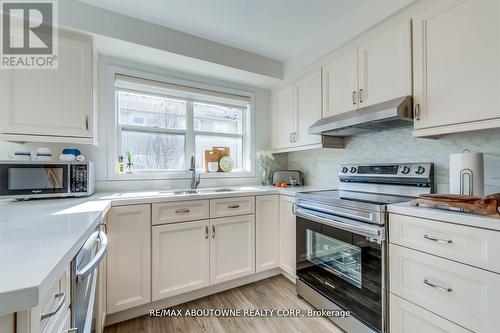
[189, 155, 201, 189]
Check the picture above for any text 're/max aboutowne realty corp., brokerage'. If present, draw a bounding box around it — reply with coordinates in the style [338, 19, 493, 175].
[150, 308, 352, 318]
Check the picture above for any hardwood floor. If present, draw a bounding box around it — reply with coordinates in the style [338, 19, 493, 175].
[104, 275, 343, 333]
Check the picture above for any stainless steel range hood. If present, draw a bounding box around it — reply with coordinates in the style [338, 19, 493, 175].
[309, 96, 413, 137]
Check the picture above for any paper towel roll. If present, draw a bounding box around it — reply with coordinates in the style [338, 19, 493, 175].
[449, 150, 484, 196]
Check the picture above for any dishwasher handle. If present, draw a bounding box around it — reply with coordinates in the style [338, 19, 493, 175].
[76, 231, 107, 283]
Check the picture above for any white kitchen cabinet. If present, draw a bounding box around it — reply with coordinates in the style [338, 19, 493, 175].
[279, 195, 296, 277]
[152, 220, 210, 301]
[322, 50, 359, 118]
[390, 244, 500, 333]
[294, 70, 322, 147]
[210, 196, 255, 218]
[271, 85, 295, 150]
[0, 29, 96, 144]
[256, 195, 280, 272]
[413, 0, 500, 136]
[390, 294, 471, 333]
[271, 68, 331, 152]
[106, 205, 151, 314]
[358, 21, 412, 108]
[210, 215, 255, 284]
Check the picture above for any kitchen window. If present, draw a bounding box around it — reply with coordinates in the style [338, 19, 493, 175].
[114, 74, 252, 176]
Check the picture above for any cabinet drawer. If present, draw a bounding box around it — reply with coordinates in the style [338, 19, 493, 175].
[390, 244, 500, 332]
[390, 294, 471, 333]
[210, 196, 255, 218]
[40, 268, 69, 331]
[390, 214, 500, 273]
[152, 200, 209, 225]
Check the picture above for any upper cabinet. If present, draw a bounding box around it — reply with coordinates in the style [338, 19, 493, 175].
[271, 68, 341, 152]
[412, 0, 500, 136]
[358, 21, 412, 108]
[322, 50, 359, 118]
[322, 21, 412, 118]
[0, 30, 97, 144]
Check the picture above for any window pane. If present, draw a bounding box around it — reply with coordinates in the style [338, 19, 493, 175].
[121, 130, 185, 171]
[118, 91, 187, 130]
[195, 135, 243, 170]
[193, 102, 244, 135]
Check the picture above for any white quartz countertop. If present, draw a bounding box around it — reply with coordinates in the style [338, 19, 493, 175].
[0, 185, 321, 314]
[388, 202, 500, 231]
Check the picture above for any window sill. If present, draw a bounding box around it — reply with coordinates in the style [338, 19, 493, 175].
[108, 170, 256, 181]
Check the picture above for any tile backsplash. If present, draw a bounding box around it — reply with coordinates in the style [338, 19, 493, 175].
[283, 127, 500, 193]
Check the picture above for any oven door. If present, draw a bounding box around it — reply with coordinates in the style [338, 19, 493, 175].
[0, 163, 69, 197]
[295, 206, 386, 332]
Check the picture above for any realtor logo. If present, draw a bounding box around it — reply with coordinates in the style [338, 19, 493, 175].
[1, 0, 58, 69]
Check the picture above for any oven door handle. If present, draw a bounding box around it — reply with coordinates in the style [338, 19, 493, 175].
[293, 205, 385, 240]
[297, 201, 376, 224]
[76, 230, 107, 283]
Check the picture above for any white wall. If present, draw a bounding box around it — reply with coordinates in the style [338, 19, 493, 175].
[0, 56, 273, 192]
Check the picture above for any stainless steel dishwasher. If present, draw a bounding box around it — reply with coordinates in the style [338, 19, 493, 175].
[70, 223, 107, 333]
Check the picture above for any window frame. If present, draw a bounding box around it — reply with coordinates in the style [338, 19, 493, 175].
[105, 64, 255, 181]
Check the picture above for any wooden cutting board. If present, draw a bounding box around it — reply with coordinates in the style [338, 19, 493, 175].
[204, 147, 230, 172]
[411, 193, 500, 217]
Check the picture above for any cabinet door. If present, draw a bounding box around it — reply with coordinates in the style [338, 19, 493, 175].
[0, 30, 93, 138]
[152, 220, 210, 301]
[210, 215, 255, 284]
[322, 50, 358, 118]
[271, 85, 295, 150]
[390, 294, 471, 333]
[256, 195, 280, 272]
[358, 20, 411, 108]
[279, 196, 296, 277]
[107, 205, 151, 314]
[294, 69, 322, 147]
[413, 0, 500, 131]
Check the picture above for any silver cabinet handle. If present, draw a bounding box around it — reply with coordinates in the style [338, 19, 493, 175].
[293, 132, 297, 142]
[67, 329, 78, 333]
[175, 208, 190, 214]
[352, 91, 357, 105]
[212, 225, 215, 238]
[85, 116, 89, 130]
[41, 292, 66, 320]
[414, 103, 420, 120]
[205, 226, 209, 239]
[289, 133, 293, 143]
[76, 231, 107, 283]
[359, 89, 364, 103]
[424, 279, 452, 293]
[228, 204, 240, 209]
[424, 234, 453, 244]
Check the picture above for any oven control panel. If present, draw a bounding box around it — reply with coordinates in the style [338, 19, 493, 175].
[339, 163, 433, 179]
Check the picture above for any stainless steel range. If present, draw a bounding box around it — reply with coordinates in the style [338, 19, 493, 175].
[293, 162, 434, 333]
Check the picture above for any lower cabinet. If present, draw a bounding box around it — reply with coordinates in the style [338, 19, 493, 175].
[256, 195, 280, 272]
[152, 220, 210, 301]
[210, 215, 256, 284]
[107, 204, 151, 314]
[279, 195, 296, 277]
[390, 294, 471, 333]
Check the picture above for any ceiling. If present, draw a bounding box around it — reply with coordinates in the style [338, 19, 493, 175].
[78, 0, 366, 61]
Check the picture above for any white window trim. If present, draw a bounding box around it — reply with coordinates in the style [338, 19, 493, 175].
[104, 64, 256, 181]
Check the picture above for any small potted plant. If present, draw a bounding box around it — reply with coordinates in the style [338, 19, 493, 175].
[256, 151, 274, 186]
[126, 151, 134, 174]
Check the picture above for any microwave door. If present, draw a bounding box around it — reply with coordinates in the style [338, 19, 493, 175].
[0, 163, 69, 196]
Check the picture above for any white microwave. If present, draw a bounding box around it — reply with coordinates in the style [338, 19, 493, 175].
[0, 161, 95, 199]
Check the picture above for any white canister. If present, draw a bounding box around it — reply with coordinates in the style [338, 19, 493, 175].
[449, 150, 484, 196]
[208, 162, 219, 173]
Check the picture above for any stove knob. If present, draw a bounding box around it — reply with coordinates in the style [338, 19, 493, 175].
[401, 166, 411, 174]
[415, 166, 426, 175]
[341, 167, 349, 173]
[350, 167, 357, 173]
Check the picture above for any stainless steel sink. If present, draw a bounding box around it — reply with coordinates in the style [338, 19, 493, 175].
[198, 188, 235, 193]
[172, 190, 198, 195]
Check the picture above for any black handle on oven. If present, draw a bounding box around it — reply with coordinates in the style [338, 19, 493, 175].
[293, 204, 385, 241]
[76, 230, 107, 283]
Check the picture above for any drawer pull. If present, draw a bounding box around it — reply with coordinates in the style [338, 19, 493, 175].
[41, 292, 66, 320]
[205, 226, 209, 239]
[212, 225, 216, 238]
[424, 279, 452, 293]
[228, 204, 240, 209]
[424, 234, 453, 244]
[175, 208, 190, 214]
